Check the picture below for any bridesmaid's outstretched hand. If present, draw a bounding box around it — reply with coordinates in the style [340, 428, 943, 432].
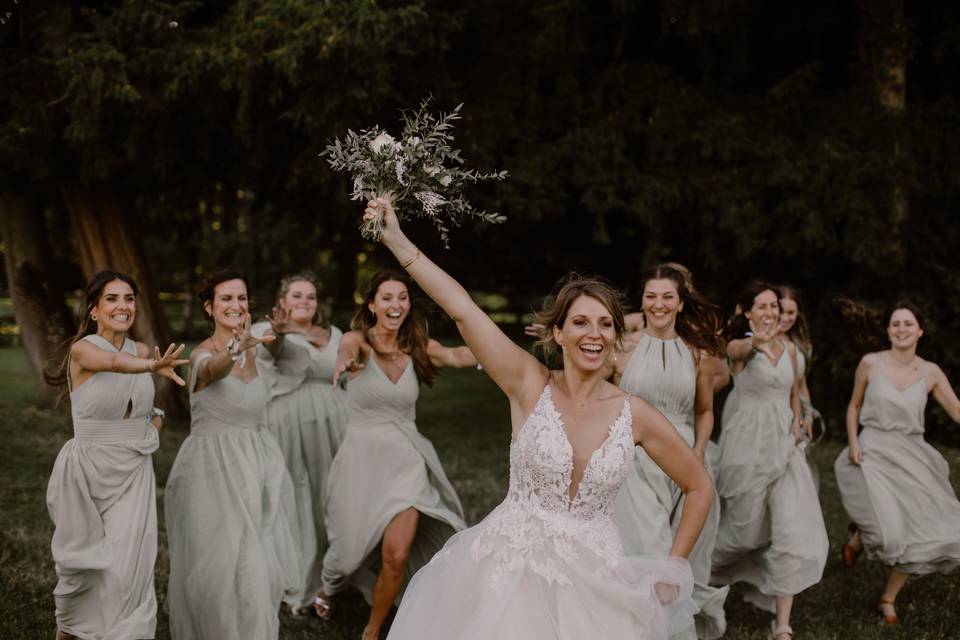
[151, 343, 189, 386]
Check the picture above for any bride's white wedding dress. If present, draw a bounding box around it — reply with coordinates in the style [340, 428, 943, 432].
[387, 384, 696, 639]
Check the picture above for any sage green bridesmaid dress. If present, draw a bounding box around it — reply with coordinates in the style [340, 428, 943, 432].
[254, 324, 349, 609]
[711, 345, 828, 612]
[46, 334, 160, 639]
[320, 356, 466, 602]
[834, 364, 960, 574]
[165, 350, 300, 639]
[612, 333, 728, 640]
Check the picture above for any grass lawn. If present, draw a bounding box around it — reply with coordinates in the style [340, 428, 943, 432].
[1, 345, 958, 639]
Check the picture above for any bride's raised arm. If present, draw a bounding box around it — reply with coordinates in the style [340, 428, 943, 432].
[366, 197, 545, 404]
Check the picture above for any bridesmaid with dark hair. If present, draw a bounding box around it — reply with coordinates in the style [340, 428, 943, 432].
[835, 299, 960, 624]
[316, 268, 477, 640]
[165, 269, 300, 640]
[608, 264, 729, 640]
[45, 270, 187, 640]
[711, 282, 827, 640]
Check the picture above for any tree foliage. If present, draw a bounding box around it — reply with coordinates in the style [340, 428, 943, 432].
[1, 0, 958, 438]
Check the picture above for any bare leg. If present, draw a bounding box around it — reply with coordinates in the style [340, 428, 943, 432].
[847, 529, 862, 553]
[773, 595, 794, 639]
[878, 569, 909, 622]
[363, 508, 420, 640]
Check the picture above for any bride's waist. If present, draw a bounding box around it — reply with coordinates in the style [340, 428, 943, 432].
[497, 494, 618, 536]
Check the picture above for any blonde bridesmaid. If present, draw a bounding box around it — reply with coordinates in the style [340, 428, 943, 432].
[252, 272, 349, 613]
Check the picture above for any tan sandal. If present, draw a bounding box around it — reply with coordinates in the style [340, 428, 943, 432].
[876, 598, 898, 625]
[313, 591, 334, 620]
[769, 621, 793, 640]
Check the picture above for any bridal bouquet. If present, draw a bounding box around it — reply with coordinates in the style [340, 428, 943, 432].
[322, 98, 508, 247]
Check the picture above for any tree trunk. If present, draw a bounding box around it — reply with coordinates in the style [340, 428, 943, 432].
[0, 192, 76, 406]
[60, 183, 188, 416]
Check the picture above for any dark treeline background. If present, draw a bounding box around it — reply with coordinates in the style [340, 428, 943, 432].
[1, 0, 958, 440]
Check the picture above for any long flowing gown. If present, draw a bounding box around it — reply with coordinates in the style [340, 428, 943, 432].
[711, 348, 828, 612]
[254, 324, 349, 608]
[612, 334, 728, 640]
[386, 384, 696, 640]
[834, 366, 960, 574]
[46, 334, 159, 639]
[320, 357, 466, 602]
[165, 351, 300, 639]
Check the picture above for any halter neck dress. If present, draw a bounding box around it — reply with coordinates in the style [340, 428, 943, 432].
[164, 350, 300, 639]
[834, 363, 960, 574]
[612, 334, 728, 639]
[320, 356, 466, 603]
[711, 345, 828, 612]
[253, 323, 349, 608]
[46, 334, 159, 639]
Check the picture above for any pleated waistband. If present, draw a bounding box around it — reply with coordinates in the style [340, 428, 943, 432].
[188, 419, 260, 436]
[73, 417, 151, 443]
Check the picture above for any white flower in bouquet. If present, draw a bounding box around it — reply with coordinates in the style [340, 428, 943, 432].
[322, 98, 508, 247]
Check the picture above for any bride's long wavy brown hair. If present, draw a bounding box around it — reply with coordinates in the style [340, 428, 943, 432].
[351, 269, 438, 386]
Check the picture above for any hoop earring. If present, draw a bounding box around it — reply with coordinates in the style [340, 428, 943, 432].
[91, 315, 98, 322]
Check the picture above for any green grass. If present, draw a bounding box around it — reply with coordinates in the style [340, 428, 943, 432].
[1, 345, 958, 639]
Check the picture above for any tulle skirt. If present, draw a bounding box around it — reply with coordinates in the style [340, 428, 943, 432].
[387, 499, 695, 640]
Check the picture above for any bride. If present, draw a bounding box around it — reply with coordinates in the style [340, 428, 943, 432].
[363, 196, 714, 639]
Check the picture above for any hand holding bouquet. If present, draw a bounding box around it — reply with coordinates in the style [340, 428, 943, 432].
[322, 98, 507, 247]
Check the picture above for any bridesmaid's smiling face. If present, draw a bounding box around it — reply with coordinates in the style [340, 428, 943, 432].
[642, 278, 683, 335]
[887, 308, 923, 349]
[207, 279, 249, 331]
[744, 289, 779, 334]
[282, 280, 318, 326]
[553, 295, 616, 372]
[93, 279, 136, 334]
[369, 279, 410, 332]
[779, 297, 798, 334]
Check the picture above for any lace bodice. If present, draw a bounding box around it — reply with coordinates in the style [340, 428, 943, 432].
[470, 385, 637, 590]
[510, 385, 635, 520]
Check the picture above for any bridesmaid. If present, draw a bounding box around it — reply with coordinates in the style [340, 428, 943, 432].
[623, 262, 730, 395]
[316, 268, 476, 640]
[609, 264, 728, 640]
[711, 282, 828, 640]
[44, 270, 187, 640]
[777, 286, 821, 484]
[165, 270, 300, 639]
[252, 271, 349, 613]
[835, 300, 960, 624]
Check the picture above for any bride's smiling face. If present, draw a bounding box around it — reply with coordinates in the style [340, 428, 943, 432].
[553, 295, 616, 372]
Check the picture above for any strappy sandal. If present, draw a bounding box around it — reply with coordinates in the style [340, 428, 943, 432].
[842, 523, 863, 568]
[313, 591, 334, 620]
[876, 598, 899, 625]
[769, 621, 793, 640]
